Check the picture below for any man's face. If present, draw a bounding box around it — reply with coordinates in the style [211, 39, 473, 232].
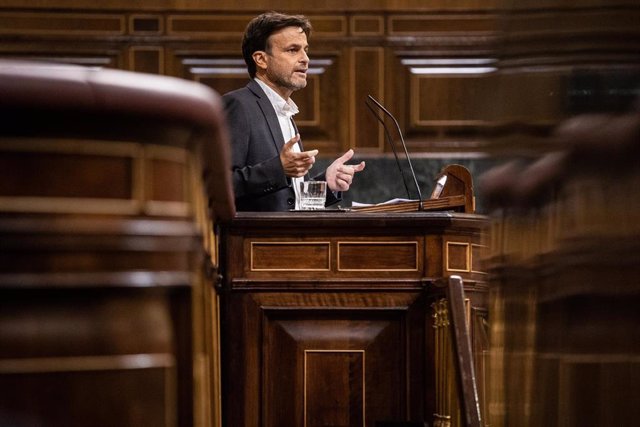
[257, 26, 309, 98]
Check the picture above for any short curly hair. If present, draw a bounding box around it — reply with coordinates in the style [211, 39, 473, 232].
[242, 12, 312, 78]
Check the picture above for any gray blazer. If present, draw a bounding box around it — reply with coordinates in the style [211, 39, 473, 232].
[222, 80, 340, 211]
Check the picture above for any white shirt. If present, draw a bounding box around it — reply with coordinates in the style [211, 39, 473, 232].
[254, 78, 304, 209]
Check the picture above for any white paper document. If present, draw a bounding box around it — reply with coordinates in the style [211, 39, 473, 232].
[351, 198, 418, 208]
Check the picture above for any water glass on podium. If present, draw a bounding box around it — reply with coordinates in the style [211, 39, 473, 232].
[299, 181, 326, 210]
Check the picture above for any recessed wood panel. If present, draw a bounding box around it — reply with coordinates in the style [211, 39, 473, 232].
[292, 74, 320, 126]
[351, 48, 383, 152]
[389, 14, 495, 35]
[295, 55, 342, 150]
[309, 16, 347, 37]
[167, 15, 252, 36]
[0, 151, 133, 199]
[129, 15, 163, 34]
[261, 309, 408, 427]
[411, 74, 493, 125]
[446, 242, 469, 272]
[0, 12, 124, 35]
[304, 350, 364, 427]
[251, 242, 331, 271]
[146, 149, 187, 203]
[130, 47, 163, 74]
[351, 15, 384, 36]
[338, 241, 418, 271]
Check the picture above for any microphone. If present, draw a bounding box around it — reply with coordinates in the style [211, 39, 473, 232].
[365, 99, 412, 199]
[365, 95, 424, 208]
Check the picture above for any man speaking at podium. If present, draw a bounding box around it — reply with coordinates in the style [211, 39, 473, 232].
[223, 12, 365, 212]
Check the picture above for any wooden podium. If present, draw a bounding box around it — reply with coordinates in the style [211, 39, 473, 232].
[218, 209, 488, 426]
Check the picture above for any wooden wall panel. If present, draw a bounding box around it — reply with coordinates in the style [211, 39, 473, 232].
[1, 0, 502, 11]
[167, 15, 250, 37]
[351, 48, 384, 152]
[0, 12, 125, 36]
[129, 14, 163, 34]
[350, 15, 384, 36]
[0, 7, 501, 155]
[388, 14, 496, 35]
[130, 46, 164, 74]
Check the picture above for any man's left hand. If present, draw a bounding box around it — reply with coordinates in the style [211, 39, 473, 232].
[326, 149, 366, 192]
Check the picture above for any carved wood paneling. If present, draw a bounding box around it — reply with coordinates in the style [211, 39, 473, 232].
[337, 241, 419, 271]
[167, 14, 250, 37]
[350, 15, 384, 36]
[221, 212, 488, 426]
[389, 14, 496, 35]
[0, 12, 125, 36]
[446, 242, 469, 273]
[351, 47, 384, 152]
[250, 242, 331, 272]
[227, 291, 422, 427]
[129, 14, 163, 35]
[130, 46, 164, 74]
[5, 4, 634, 156]
[171, 50, 344, 153]
[303, 350, 365, 427]
[0, 7, 504, 155]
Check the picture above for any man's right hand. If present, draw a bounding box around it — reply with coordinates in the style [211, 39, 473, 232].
[280, 134, 318, 178]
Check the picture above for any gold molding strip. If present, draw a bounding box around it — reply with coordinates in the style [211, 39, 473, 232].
[303, 349, 366, 427]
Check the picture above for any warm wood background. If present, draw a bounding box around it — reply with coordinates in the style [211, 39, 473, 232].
[1, 0, 638, 159]
[0, 0, 502, 158]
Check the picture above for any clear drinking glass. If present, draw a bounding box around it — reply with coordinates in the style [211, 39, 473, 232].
[299, 181, 326, 210]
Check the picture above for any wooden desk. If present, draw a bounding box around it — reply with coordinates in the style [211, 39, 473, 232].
[219, 211, 488, 427]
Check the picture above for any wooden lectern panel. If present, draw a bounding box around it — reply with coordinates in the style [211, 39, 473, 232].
[219, 212, 488, 426]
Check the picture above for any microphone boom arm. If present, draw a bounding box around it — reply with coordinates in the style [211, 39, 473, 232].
[366, 95, 424, 206]
[365, 99, 412, 199]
